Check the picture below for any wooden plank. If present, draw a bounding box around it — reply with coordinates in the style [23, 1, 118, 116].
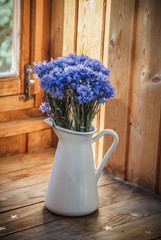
[42, 0, 51, 61]
[20, 0, 30, 93]
[0, 203, 62, 238]
[103, 0, 135, 178]
[0, 116, 51, 138]
[30, 0, 44, 95]
[77, 0, 104, 59]
[0, 149, 55, 175]
[0, 161, 53, 194]
[0, 78, 20, 96]
[127, 0, 161, 192]
[30, 0, 51, 96]
[62, 0, 78, 55]
[0, 181, 48, 213]
[158, 150, 161, 195]
[28, 129, 53, 152]
[35, 0, 51, 107]
[0, 134, 26, 158]
[0, 95, 34, 113]
[0, 108, 45, 122]
[97, 171, 116, 187]
[50, 0, 64, 59]
[90, 214, 161, 240]
[1, 196, 161, 239]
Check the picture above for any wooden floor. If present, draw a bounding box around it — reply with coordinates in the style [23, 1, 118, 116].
[0, 149, 161, 240]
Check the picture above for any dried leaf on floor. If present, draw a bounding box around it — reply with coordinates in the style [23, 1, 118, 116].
[131, 213, 140, 218]
[61, 221, 69, 226]
[0, 197, 6, 202]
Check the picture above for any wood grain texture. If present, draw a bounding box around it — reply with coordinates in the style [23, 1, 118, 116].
[0, 95, 34, 113]
[1, 196, 161, 239]
[0, 108, 45, 122]
[50, 0, 64, 59]
[20, 0, 30, 93]
[30, 0, 44, 95]
[103, 0, 135, 178]
[0, 117, 51, 137]
[0, 203, 61, 237]
[0, 149, 161, 239]
[0, 78, 20, 96]
[158, 149, 161, 194]
[0, 134, 26, 158]
[28, 129, 53, 152]
[62, 0, 78, 55]
[90, 213, 161, 240]
[0, 149, 55, 175]
[127, 0, 161, 192]
[35, 0, 51, 107]
[77, 0, 104, 59]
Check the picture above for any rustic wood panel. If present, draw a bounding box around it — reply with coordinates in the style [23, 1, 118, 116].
[90, 214, 161, 240]
[0, 203, 61, 237]
[0, 78, 20, 96]
[0, 108, 45, 122]
[50, 0, 64, 59]
[20, 0, 30, 93]
[103, 0, 135, 178]
[0, 135, 26, 158]
[30, 0, 44, 95]
[1, 196, 161, 239]
[0, 161, 53, 194]
[28, 129, 53, 152]
[62, 0, 78, 55]
[0, 149, 55, 175]
[77, 0, 105, 59]
[35, 0, 51, 107]
[1, 212, 161, 239]
[50, 0, 78, 57]
[127, 0, 161, 192]
[0, 117, 51, 138]
[0, 149, 161, 239]
[0, 95, 34, 113]
[158, 149, 161, 195]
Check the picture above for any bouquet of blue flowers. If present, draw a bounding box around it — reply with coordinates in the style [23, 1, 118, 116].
[30, 54, 115, 132]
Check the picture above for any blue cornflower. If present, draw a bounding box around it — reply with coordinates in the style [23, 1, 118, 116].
[40, 102, 51, 113]
[31, 53, 114, 103]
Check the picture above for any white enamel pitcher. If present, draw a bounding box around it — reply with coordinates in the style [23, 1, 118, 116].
[45, 118, 119, 216]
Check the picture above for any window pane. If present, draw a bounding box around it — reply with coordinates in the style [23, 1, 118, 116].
[0, 0, 13, 73]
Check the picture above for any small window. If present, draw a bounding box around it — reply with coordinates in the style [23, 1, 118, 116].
[0, 0, 20, 77]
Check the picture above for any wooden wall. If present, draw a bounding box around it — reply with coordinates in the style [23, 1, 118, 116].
[50, 0, 161, 194]
[102, 0, 161, 194]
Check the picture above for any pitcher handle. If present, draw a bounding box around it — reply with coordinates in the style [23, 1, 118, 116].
[91, 129, 119, 183]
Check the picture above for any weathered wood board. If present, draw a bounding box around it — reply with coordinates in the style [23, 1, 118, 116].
[0, 149, 161, 239]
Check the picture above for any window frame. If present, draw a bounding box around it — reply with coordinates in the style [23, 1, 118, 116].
[0, 0, 21, 78]
[0, 0, 30, 97]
